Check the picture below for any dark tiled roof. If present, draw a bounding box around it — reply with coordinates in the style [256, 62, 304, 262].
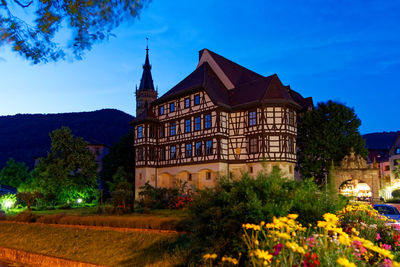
[154, 63, 230, 106]
[139, 49, 312, 122]
[131, 107, 157, 124]
[363, 132, 400, 150]
[205, 49, 264, 87]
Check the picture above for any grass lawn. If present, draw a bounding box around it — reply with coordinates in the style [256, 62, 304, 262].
[0, 222, 187, 266]
[7, 206, 188, 218]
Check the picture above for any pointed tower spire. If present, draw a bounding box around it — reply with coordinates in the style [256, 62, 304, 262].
[135, 39, 158, 117]
[138, 38, 155, 91]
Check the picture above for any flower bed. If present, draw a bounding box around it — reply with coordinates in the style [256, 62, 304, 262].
[203, 203, 400, 266]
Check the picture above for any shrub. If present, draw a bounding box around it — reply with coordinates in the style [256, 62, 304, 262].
[10, 211, 38, 222]
[187, 167, 347, 264]
[111, 181, 134, 214]
[392, 189, 400, 198]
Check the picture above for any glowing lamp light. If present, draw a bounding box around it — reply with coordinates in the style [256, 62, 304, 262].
[4, 200, 12, 209]
[77, 198, 83, 204]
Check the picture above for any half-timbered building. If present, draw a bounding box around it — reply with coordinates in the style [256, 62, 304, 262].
[132, 48, 313, 198]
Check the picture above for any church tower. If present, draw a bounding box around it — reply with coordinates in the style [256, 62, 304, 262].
[135, 44, 157, 116]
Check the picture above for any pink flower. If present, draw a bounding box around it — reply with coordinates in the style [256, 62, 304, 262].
[273, 243, 283, 256]
[307, 237, 317, 248]
[382, 244, 392, 251]
[377, 233, 381, 241]
[383, 258, 392, 267]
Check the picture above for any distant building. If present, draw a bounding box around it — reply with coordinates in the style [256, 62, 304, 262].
[363, 131, 400, 198]
[87, 143, 109, 173]
[132, 48, 312, 199]
[34, 143, 109, 174]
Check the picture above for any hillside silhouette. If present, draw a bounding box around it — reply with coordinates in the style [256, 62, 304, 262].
[0, 109, 134, 169]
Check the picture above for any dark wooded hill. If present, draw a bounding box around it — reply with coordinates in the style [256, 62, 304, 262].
[0, 109, 134, 169]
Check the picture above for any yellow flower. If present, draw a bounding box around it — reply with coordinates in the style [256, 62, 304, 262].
[253, 249, 273, 261]
[287, 214, 299, 220]
[337, 257, 356, 267]
[203, 253, 217, 260]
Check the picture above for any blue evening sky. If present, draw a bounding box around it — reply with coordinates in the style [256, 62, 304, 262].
[0, 0, 399, 134]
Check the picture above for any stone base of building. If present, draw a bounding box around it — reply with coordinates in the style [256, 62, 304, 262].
[135, 161, 295, 199]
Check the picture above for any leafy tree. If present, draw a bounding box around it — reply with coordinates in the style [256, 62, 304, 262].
[0, 158, 30, 188]
[107, 166, 130, 191]
[0, 0, 150, 63]
[297, 100, 367, 184]
[100, 129, 134, 191]
[33, 126, 98, 203]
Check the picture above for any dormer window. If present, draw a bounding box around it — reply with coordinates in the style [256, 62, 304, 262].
[170, 102, 175, 112]
[138, 125, 143, 139]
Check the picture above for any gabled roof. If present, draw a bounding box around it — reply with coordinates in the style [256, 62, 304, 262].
[134, 49, 312, 123]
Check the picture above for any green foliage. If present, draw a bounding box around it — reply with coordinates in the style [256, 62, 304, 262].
[0, 0, 150, 63]
[392, 189, 400, 198]
[0, 158, 30, 188]
[187, 167, 348, 263]
[138, 181, 190, 210]
[16, 191, 42, 211]
[111, 181, 134, 214]
[297, 100, 368, 184]
[32, 126, 98, 204]
[0, 193, 17, 211]
[107, 166, 131, 192]
[100, 129, 135, 191]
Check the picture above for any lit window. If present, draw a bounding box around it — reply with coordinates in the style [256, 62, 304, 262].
[170, 102, 175, 112]
[171, 146, 176, 159]
[195, 116, 201, 131]
[249, 138, 258, 153]
[185, 119, 191, 133]
[186, 143, 192, 157]
[205, 114, 211, 129]
[185, 97, 191, 108]
[159, 106, 164, 115]
[206, 140, 213, 155]
[194, 94, 200, 105]
[196, 141, 202, 156]
[138, 126, 143, 138]
[249, 111, 257, 126]
[170, 122, 176, 136]
[396, 148, 400, 155]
